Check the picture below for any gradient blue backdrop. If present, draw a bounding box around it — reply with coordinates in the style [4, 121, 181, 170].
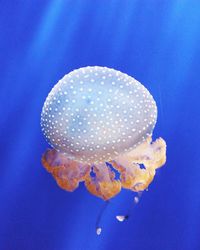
[1, 1, 200, 249]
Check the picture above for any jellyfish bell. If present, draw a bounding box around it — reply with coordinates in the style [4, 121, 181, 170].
[41, 66, 166, 201]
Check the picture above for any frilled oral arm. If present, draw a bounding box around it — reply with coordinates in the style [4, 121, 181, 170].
[42, 137, 166, 200]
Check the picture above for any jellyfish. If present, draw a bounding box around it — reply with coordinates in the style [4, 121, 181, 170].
[41, 66, 166, 231]
[41, 66, 166, 198]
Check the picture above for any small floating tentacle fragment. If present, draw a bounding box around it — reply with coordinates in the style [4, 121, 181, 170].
[116, 191, 143, 222]
[95, 200, 110, 235]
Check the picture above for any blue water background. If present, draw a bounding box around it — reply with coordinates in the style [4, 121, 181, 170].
[1, 1, 200, 249]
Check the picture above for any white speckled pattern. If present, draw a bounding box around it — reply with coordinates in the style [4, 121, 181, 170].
[41, 66, 157, 163]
